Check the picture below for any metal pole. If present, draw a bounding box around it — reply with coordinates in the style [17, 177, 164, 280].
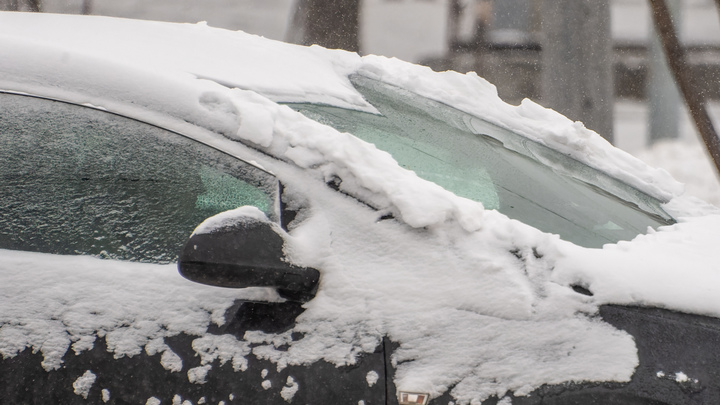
[540, 0, 614, 143]
[649, 0, 720, 177]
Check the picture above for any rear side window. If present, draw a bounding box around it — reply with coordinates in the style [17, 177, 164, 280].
[0, 93, 277, 263]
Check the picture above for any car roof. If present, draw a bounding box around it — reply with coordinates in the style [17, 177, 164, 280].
[0, 11, 684, 202]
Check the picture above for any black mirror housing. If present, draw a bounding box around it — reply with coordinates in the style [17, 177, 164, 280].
[178, 215, 319, 303]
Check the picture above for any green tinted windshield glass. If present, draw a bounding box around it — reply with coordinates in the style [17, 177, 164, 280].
[290, 75, 673, 248]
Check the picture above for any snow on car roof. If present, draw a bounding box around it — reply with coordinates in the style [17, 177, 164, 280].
[0, 11, 683, 201]
[2, 11, 720, 404]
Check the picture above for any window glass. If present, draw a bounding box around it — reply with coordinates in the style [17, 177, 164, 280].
[290, 76, 674, 248]
[0, 93, 277, 263]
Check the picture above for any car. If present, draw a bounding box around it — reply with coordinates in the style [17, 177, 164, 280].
[2, 11, 720, 405]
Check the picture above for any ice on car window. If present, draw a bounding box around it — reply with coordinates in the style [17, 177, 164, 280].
[0, 93, 277, 263]
[290, 76, 674, 248]
[196, 166, 272, 213]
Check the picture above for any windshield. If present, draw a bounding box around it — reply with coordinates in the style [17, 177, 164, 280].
[289, 75, 674, 248]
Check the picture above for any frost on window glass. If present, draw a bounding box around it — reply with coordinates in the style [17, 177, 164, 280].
[295, 100, 501, 211]
[0, 93, 276, 263]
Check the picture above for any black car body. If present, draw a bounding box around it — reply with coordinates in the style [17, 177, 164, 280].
[2, 11, 720, 405]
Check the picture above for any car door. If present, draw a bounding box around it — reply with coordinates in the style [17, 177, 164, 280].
[0, 92, 388, 405]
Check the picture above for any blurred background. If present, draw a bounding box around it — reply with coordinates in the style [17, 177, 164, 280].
[3, 0, 720, 205]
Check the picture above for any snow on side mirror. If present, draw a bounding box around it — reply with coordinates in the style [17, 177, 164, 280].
[178, 207, 319, 303]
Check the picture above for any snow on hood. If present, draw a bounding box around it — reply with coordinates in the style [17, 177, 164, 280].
[1, 12, 720, 404]
[555, 214, 720, 318]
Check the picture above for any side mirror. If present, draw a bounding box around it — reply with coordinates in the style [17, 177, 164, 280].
[178, 209, 320, 303]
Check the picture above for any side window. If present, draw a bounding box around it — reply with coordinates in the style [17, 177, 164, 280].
[0, 93, 277, 264]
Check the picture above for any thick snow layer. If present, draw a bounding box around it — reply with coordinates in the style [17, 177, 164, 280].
[0, 12, 681, 201]
[367, 370, 379, 387]
[1, 12, 720, 404]
[280, 376, 299, 402]
[555, 215, 720, 317]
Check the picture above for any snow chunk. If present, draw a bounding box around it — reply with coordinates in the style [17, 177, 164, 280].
[366, 371, 379, 387]
[102, 389, 110, 403]
[172, 394, 193, 405]
[281, 376, 299, 402]
[188, 365, 212, 384]
[192, 334, 252, 372]
[72, 370, 96, 399]
[656, 370, 699, 386]
[555, 215, 720, 317]
[0, 13, 369, 111]
[262, 380, 272, 390]
[146, 397, 161, 405]
[232, 90, 277, 147]
[146, 338, 183, 372]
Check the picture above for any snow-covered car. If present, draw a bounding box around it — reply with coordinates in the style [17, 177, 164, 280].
[2, 11, 720, 405]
